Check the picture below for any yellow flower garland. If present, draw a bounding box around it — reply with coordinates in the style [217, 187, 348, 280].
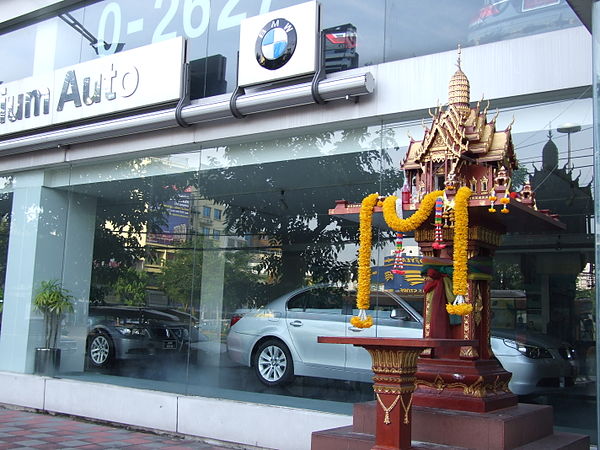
[382, 190, 444, 232]
[353, 187, 474, 327]
[447, 186, 473, 316]
[350, 193, 379, 328]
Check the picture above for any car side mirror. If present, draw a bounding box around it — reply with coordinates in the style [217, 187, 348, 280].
[390, 308, 410, 321]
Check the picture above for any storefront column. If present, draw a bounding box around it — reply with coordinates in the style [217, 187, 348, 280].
[199, 244, 226, 370]
[592, 1, 600, 445]
[0, 171, 96, 374]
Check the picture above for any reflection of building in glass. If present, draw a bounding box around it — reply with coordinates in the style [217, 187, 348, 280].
[532, 132, 593, 234]
[189, 55, 227, 100]
[468, 0, 580, 46]
[323, 24, 359, 74]
[498, 132, 594, 340]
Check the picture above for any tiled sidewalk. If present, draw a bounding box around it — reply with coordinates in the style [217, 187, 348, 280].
[0, 407, 241, 449]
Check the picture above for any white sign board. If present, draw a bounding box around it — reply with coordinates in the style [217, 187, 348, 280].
[0, 37, 185, 137]
[238, 1, 318, 87]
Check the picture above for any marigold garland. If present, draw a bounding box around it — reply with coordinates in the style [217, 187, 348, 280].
[351, 193, 379, 328]
[353, 187, 475, 326]
[446, 186, 473, 316]
[447, 303, 473, 315]
[382, 190, 444, 232]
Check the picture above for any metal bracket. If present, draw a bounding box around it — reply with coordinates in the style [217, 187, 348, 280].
[311, 31, 327, 105]
[175, 61, 191, 128]
[230, 52, 246, 119]
[229, 84, 246, 119]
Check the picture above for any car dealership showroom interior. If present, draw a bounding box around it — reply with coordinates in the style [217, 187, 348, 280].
[0, 0, 598, 448]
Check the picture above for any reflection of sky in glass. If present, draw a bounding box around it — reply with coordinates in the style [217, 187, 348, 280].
[383, 97, 593, 186]
[0, 26, 35, 83]
[1, 0, 582, 92]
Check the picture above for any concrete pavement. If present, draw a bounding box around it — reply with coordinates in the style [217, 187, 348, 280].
[0, 406, 248, 449]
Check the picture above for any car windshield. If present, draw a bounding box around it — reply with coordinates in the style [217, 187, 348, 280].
[405, 298, 424, 316]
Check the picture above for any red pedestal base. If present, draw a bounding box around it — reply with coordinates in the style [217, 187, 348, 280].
[318, 337, 475, 450]
[414, 357, 518, 412]
[312, 402, 590, 450]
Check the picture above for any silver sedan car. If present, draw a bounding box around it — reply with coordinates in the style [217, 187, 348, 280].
[226, 285, 577, 395]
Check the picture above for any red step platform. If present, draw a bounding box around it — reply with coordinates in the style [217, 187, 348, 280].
[312, 401, 590, 450]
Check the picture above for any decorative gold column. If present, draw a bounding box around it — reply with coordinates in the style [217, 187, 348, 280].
[368, 347, 421, 450]
[318, 337, 475, 450]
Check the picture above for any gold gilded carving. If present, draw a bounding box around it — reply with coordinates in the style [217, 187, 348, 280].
[375, 393, 401, 425]
[460, 346, 479, 359]
[373, 375, 416, 385]
[416, 374, 510, 397]
[373, 384, 415, 395]
[473, 283, 483, 326]
[416, 374, 446, 392]
[463, 376, 485, 397]
[367, 349, 420, 374]
[424, 288, 433, 338]
[468, 227, 501, 247]
[415, 226, 501, 248]
[469, 176, 478, 191]
[399, 394, 413, 424]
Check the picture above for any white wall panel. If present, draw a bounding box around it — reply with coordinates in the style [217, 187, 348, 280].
[0, 372, 45, 409]
[177, 395, 352, 450]
[44, 378, 179, 432]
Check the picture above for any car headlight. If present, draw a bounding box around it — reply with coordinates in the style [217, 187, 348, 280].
[503, 339, 552, 359]
[115, 326, 150, 337]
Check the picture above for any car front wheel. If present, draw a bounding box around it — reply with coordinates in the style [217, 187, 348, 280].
[253, 339, 293, 386]
[87, 332, 115, 368]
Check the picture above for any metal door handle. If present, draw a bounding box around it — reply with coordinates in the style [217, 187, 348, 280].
[348, 326, 363, 332]
[289, 320, 303, 327]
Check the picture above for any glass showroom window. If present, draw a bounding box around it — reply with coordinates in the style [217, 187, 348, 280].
[0, 180, 13, 333]
[0, 1, 582, 96]
[48, 124, 390, 413]
[20, 97, 590, 442]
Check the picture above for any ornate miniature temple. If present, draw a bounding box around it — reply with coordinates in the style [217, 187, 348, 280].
[316, 52, 588, 450]
[328, 54, 566, 412]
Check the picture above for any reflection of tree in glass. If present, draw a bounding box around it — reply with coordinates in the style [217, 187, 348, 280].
[491, 262, 524, 290]
[90, 158, 197, 303]
[511, 165, 528, 190]
[113, 267, 148, 306]
[160, 238, 263, 313]
[0, 189, 13, 296]
[197, 127, 402, 300]
[160, 237, 202, 312]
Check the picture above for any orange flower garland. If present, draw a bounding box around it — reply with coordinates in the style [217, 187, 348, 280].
[446, 186, 473, 316]
[353, 187, 475, 325]
[350, 193, 379, 328]
[382, 190, 444, 232]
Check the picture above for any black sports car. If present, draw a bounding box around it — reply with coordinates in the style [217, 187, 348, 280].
[86, 306, 206, 368]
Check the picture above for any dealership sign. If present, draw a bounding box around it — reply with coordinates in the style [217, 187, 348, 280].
[238, 1, 318, 87]
[0, 37, 184, 137]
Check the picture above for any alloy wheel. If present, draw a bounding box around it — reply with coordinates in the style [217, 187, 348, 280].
[257, 345, 288, 382]
[89, 335, 110, 365]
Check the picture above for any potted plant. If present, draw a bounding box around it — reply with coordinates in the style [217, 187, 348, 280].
[33, 280, 74, 376]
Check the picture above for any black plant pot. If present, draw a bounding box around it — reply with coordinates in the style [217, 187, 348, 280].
[34, 348, 61, 376]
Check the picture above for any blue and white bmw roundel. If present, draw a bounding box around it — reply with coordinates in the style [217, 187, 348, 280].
[261, 28, 289, 60]
[255, 18, 297, 70]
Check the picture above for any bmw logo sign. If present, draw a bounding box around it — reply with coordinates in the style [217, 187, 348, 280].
[255, 18, 297, 70]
